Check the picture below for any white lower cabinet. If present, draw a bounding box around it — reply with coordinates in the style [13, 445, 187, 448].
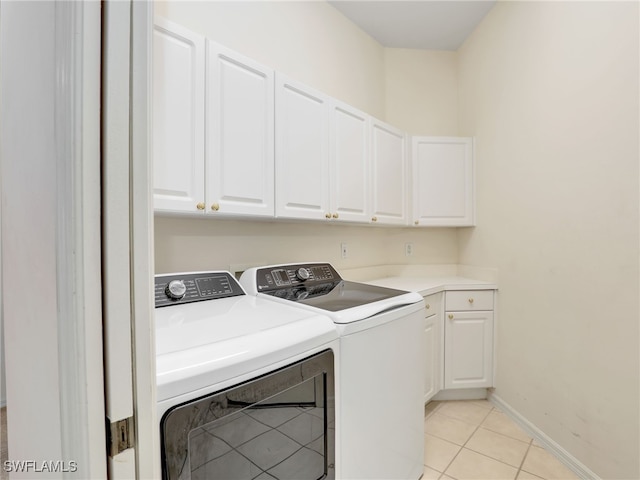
[423, 293, 442, 403]
[444, 290, 495, 389]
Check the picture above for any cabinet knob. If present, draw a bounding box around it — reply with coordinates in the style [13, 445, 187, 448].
[448, 314, 454, 320]
[196, 202, 205, 211]
[211, 203, 220, 211]
[414, 220, 419, 225]
[425, 304, 430, 310]
[371, 216, 378, 222]
[332, 213, 339, 219]
[468, 298, 474, 304]
[325, 213, 332, 219]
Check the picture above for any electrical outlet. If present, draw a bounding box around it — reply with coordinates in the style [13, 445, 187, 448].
[405, 243, 413, 256]
[341, 243, 349, 259]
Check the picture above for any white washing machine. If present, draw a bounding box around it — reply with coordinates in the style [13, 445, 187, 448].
[240, 263, 425, 480]
[155, 271, 340, 480]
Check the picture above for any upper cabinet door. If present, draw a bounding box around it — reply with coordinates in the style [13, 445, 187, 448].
[412, 137, 475, 227]
[275, 74, 330, 220]
[330, 101, 370, 223]
[206, 42, 275, 217]
[152, 18, 205, 213]
[370, 119, 408, 225]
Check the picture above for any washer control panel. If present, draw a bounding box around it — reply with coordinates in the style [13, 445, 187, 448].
[154, 271, 245, 307]
[256, 263, 341, 292]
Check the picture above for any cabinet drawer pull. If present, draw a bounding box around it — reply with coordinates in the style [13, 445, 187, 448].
[371, 216, 378, 222]
[196, 202, 205, 211]
[425, 304, 430, 310]
[332, 213, 339, 219]
[325, 213, 332, 219]
[448, 314, 454, 320]
[211, 203, 220, 211]
[414, 220, 419, 225]
[468, 298, 474, 304]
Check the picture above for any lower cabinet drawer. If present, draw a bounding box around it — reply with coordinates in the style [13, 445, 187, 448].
[423, 292, 442, 318]
[445, 290, 494, 311]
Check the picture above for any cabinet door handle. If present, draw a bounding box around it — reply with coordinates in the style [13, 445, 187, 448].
[332, 213, 339, 219]
[196, 202, 205, 211]
[371, 216, 378, 222]
[448, 314, 454, 320]
[425, 304, 430, 310]
[414, 220, 419, 225]
[325, 213, 332, 219]
[211, 203, 220, 211]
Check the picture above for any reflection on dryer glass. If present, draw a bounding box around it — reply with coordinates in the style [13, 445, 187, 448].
[161, 350, 334, 480]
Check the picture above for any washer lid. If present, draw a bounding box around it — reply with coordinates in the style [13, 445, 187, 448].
[264, 280, 410, 312]
[240, 263, 424, 323]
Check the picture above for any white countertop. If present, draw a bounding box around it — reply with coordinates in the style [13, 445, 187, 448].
[365, 276, 497, 297]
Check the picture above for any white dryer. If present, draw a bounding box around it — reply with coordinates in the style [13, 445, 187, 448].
[155, 271, 339, 480]
[240, 263, 425, 480]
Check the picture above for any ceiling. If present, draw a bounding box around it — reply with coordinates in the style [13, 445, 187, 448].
[328, 1, 496, 51]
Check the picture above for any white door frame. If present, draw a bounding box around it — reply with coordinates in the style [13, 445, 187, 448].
[0, 1, 157, 478]
[102, 0, 159, 477]
[1, 1, 106, 478]
[102, 0, 158, 478]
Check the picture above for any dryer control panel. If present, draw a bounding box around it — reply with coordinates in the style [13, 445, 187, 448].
[255, 263, 341, 292]
[154, 271, 245, 308]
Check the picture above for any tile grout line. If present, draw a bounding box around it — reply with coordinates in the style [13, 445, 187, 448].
[434, 404, 495, 480]
[429, 404, 538, 480]
[515, 438, 535, 480]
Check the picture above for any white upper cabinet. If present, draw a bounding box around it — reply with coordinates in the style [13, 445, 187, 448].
[206, 42, 274, 217]
[329, 101, 370, 223]
[275, 79, 371, 223]
[371, 119, 408, 225]
[153, 18, 205, 213]
[152, 20, 477, 227]
[412, 137, 475, 227]
[275, 74, 330, 220]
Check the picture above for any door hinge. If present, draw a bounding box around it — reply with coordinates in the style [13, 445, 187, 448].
[107, 416, 135, 457]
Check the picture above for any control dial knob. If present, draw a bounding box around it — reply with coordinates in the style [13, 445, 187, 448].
[165, 280, 187, 300]
[295, 268, 310, 281]
[294, 289, 309, 301]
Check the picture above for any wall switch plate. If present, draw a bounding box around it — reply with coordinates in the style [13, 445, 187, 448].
[341, 243, 349, 259]
[405, 243, 413, 256]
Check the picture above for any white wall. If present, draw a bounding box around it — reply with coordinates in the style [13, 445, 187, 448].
[457, 2, 639, 479]
[155, 216, 458, 273]
[153, 1, 461, 274]
[384, 49, 458, 136]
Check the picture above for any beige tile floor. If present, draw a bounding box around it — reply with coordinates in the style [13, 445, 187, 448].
[0, 402, 581, 480]
[424, 401, 580, 480]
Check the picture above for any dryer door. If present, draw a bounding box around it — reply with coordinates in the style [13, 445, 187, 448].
[160, 349, 335, 480]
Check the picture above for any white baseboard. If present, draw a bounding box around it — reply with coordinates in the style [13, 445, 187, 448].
[489, 393, 600, 480]
[432, 388, 488, 401]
